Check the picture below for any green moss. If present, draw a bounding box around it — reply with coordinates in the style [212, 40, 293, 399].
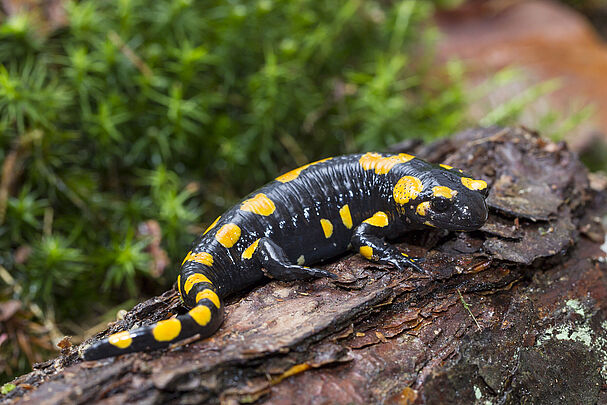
[1, 383, 16, 395]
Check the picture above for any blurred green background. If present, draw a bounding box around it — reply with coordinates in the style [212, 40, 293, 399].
[0, 0, 599, 384]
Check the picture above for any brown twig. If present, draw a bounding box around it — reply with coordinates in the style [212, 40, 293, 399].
[0, 130, 41, 225]
[108, 30, 153, 78]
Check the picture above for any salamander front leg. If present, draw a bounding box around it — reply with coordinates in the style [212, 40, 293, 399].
[250, 237, 337, 281]
[351, 215, 425, 273]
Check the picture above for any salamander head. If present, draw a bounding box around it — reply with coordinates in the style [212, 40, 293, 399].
[392, 166, 489, 231]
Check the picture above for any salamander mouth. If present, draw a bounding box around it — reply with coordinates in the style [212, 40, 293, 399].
[430, 198, 488, 231]
[429, 220, 485, 232]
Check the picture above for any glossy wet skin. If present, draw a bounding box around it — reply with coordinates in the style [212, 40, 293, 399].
[392, 166, 489, 231]
[177, 154, 489, 297]
[82, 152, 489, 361]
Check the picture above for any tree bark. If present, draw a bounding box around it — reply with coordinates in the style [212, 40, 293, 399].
[4, 126, 607, 405]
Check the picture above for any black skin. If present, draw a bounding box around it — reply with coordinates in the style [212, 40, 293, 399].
[82, 153, 489, 360]
[351, 222, 425, 273]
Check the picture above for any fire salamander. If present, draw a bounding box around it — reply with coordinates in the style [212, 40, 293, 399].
[83, 152, 489, 360]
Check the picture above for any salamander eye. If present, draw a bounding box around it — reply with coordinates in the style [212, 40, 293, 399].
[431, 198, 451, 213]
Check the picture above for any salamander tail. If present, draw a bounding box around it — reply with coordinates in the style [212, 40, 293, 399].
[82, 286, 224, 361]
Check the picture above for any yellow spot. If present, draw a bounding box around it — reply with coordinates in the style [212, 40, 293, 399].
[108, 331, 132, 349]
[320, 219, 333, 238]
[182, 251, 214, 266]
[297, 255, 305, 265]
[203, 216, 221, 235]
[177, 274, 182, 297]
[216, 223, 241, 248]
[275, 158, 332, 183]
[189, 305, 212, 326]
[359, 152, 415, 175]
[240, 193, 276, 216]
[242, 238, 260, 260]
[461, 177, 488, 191]
[393, 176, 423, 204]
[424, 221, 436, 228]
[416, 201, 431, 216]
[184, 273, 212, 295]
[439, 164, 453, 170]
[359, 245, 373, 259]
[432, 186, 457, 199]
[153, 318, 181, 342]
[196, 289, 221, 308]
[271, 363, 311, 384]
[339, 204, 353, 229]
[363, 211, 389, 227]
[402, 252, 409, 257]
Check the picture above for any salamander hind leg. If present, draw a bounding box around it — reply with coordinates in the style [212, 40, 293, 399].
[82, 271, 224, 361]
[248, 237, 337, 281]
[351, 216, 425, 274]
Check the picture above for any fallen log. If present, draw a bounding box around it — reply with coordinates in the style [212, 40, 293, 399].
[4, 126, 607, 404]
